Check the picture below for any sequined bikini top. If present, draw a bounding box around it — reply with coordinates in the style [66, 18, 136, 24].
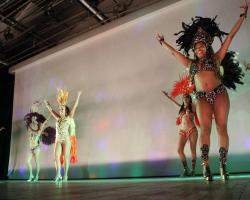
[189, 57, 221, 83]
[56, 117, 75, 136]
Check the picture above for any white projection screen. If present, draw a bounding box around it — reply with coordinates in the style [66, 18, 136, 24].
[8, 0, 250, 179]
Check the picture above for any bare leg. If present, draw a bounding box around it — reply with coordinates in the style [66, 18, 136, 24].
[34, 147, 41, 181]
[189, 129, 198, 161]
[177, 134, 189, 176]
[213, 91, 230, 180]
[177, 134, 188, 161]
[27, 151, 34, 181]
[214, 92, 230, 150]
[196, 99, 213, 166]
[54, 141, 62, 181]
[196, 98, 213, 181]
[63, 138, 71, 181]
[189, 129, 198, 175]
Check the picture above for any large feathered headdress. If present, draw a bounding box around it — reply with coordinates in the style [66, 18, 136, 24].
[57, 89, 69, 106]
[174, 16, 244, 91]
[174, 16, 228, 56]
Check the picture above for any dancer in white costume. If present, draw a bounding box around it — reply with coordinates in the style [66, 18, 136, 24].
[44, 90, 81, 182]
[25, 102, 53, 182]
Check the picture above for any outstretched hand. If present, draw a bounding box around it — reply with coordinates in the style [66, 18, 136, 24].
[44, 100, 49, 106]
[240, 0, 249, 17]
[156, 33, 164, 44]
[77, 91, 82, 97]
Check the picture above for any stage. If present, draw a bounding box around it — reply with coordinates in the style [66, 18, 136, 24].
[1, 175, 250, 200]
[0, 1, 250, 200]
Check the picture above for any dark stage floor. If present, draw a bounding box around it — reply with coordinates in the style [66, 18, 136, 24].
[1, 175, 250, 200]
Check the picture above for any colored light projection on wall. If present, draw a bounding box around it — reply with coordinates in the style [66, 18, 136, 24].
[8, 0, 250, 179]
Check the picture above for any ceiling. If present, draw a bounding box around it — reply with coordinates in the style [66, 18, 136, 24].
[0, 0, 167, 69]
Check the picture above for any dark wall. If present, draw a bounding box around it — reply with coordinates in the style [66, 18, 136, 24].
[0, 67, 15, 180]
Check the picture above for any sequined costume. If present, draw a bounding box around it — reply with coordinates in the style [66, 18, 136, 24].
[28, 129, 41, 152]
[188, 57, 227, 104]
[56, 117, 75, 143]
[24, 112, 56, 146]
[56, 116, 78, 165]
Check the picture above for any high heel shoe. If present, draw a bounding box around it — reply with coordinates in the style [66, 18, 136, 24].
[33, 176, 39, 182]
[63, 175, 68, 182]
[27, 175, 34, 182]
[180, 159, 190, 177]
[220, 162, 229, 181]
[219, 147, 229, 181]
[180, 169, 190, 177]
[55, 175, 62, 183]
[190, 170, 195, 177]
[202, 164, 213, 181]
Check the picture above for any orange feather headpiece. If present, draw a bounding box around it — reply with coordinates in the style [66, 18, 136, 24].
[170, 74, 195, 98]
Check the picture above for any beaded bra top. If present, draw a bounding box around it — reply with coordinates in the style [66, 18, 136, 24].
[29, 130, 41, 147]
[189, 57, 221, 84]
[56, 117, 75, 137]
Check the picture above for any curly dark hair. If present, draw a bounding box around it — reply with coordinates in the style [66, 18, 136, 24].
[24, 112, 46, 132]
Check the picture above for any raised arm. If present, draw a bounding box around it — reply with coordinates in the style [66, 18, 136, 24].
[39, 115, 51, 134]
[162, 91, 181, 108]
[44, 100, 60, 120]
[70, 91, 82, 118]
[216, 1, 248, 60]
[156, 33, 192, 67]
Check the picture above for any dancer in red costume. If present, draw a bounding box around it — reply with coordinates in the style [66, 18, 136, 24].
[163, 75, 199, 176]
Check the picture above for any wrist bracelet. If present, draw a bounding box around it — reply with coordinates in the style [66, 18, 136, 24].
[159, 38, 164, 45]
[240, 13, 246, 18]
